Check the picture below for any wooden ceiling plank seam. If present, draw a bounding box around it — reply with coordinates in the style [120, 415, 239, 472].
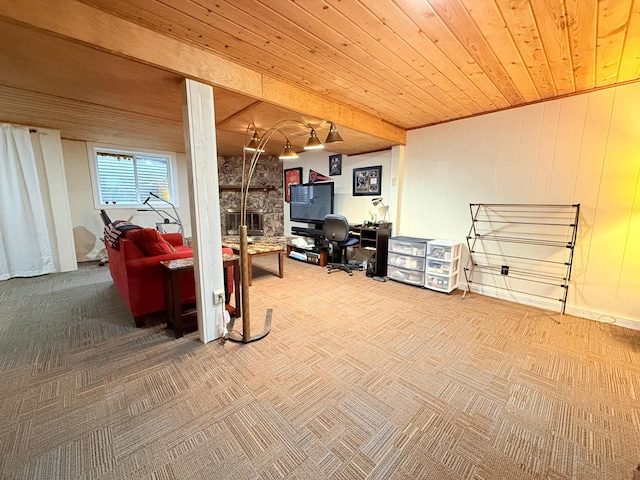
[106, 0, 433, 126]
[384, 0, 509, 112]
[201, 0, 448, 124]
[595, 0, 634, 86]
[427, 0, 525, 105]
[0, 80, 184, 131]
[314, 0, 476, 118]
[494, 0, 558, 99]
[3, 83, 388, 156]
[76, 2, 416, 129]
[342, 0, 487, 116]
[0, 20, 184, 122]
[564, 0, 597, 91]
[354, 0, 483, 115]
[392, 0, 510, 110]
[215, 0, 460, 119]
[0, 85, 185, 147]
[239, 0, 460, 121]
[529, 0, 576, 96]
[0, 0, 263, 98]
[0, 0, 404, 144]
[246, 0, 466, 120]
[98, 0, 431, 126]
[455, 0, 541, 103]
[167, 0, 415, 106]
[615, 1, 640, 82]
[87, 0, 347, 110]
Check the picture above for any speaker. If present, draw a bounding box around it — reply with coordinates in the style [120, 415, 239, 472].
[306, 252, 320, 264]
[366, 254, 377, 277]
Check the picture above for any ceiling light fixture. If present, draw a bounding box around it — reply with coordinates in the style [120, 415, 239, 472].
[279, 140, 299, 159]
[304, 128, 324, 150]
[325, 122, 343, 144]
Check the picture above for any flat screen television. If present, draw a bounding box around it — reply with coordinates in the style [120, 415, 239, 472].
[290, 182, 334, 227]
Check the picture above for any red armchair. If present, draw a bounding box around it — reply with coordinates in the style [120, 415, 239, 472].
[105, 232, 233, 327]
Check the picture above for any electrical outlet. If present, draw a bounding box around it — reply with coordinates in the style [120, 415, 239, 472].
[213, 289, 225, 305]
[501, 265, 509, 276]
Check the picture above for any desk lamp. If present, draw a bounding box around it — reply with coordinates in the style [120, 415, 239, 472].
[371, 197, 389, 223]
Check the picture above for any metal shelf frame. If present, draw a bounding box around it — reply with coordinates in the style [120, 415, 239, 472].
[463, 203, 579, 314]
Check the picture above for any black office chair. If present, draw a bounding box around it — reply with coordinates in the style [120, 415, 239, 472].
[324, 214, 363, 275]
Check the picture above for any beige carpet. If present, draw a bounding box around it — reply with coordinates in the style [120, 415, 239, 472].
[0, 256, 639, 479]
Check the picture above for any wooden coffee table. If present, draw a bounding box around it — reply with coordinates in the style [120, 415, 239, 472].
[221, 239, 285, 286]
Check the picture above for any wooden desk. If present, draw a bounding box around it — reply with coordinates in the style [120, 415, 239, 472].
[350, 223, 392, 276]
[221, 240, 285, 286]
[160, 253, 240, 338]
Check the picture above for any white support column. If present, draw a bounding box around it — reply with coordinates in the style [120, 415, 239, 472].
[181, 79, 225, 344]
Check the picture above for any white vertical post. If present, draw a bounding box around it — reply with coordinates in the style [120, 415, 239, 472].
[181, 79, 225, 343]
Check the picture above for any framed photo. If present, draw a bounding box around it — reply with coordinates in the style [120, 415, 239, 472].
[329, 154, 342, 176]
[353, 165, 382, 196]
[283, 167, 302, 202]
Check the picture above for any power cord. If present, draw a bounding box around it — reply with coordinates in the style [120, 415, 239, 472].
[597, 315, 616, 324]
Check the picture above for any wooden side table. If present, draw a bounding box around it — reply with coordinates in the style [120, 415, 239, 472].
[223, 253, 241, 318]
[160, 254, 241, 338]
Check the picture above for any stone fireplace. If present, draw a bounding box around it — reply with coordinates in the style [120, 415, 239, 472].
[225, 208, 264, 236]
[218, 155, 284, 237]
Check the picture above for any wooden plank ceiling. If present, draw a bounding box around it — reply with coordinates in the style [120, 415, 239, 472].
[1, 0, 639, 156]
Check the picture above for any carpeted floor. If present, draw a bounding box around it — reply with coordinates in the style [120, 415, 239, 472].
[0, 256, 639, 479]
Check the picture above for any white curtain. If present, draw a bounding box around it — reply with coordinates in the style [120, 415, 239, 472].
[0, 124, 55, 280]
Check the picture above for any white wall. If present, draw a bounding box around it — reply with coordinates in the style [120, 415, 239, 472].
[62, 139, 193, 261]
[401, 82, 640, 328]
[283, 148, 394, 234]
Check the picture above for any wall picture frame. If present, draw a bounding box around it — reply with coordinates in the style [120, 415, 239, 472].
[353, 165, 382, 196]
[283, 167, 302, 202]
[329, 154, 342, 176]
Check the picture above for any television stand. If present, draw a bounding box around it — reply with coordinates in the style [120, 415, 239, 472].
[291, 225, 324, 239]
[286, 244, 328, 267]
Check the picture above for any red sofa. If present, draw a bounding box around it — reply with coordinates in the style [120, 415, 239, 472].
[105, 232, 233, 327]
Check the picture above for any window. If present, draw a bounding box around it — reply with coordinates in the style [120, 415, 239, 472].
[88, 145, 178, 208]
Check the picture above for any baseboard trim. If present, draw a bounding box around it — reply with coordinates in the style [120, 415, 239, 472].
[465, 285, 640, 331]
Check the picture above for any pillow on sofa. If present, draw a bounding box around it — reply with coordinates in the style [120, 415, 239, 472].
[125, 228, 177, 256]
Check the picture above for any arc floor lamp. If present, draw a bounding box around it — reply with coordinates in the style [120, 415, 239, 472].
[226, 119, 343, 343]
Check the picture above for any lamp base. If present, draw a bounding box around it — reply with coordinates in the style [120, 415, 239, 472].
[226, 308, 272, 343]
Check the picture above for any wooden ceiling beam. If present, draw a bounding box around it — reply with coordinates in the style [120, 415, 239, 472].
[0, 0, 405, 145]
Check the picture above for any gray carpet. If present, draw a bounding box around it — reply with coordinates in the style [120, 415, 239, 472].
[0, 257, 639, 479]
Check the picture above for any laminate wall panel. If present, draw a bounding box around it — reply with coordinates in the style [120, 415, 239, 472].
[581, 84, 640, 322]
[402, 82, 640, 327]
[568, 88, 614, 310]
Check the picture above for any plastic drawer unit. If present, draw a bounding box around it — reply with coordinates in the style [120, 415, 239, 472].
[388, 265, 425, 286]
[387, 236, 430, 288]
[425, 240, 462, 293]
